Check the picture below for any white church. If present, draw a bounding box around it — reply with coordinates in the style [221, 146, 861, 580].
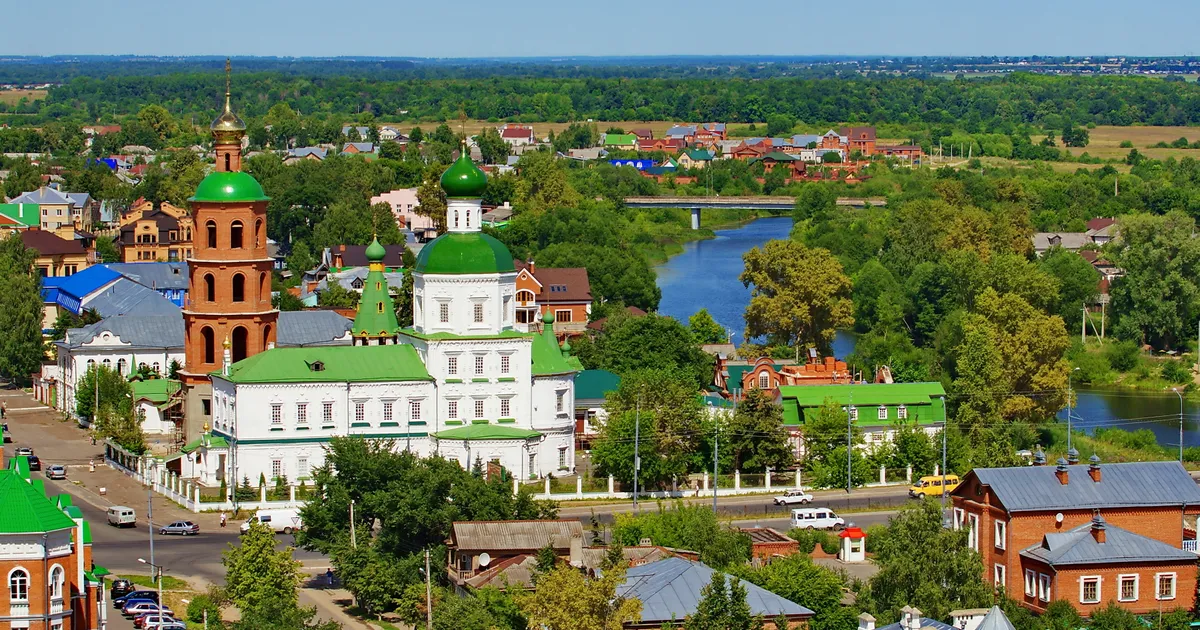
[190, 153, 580, 487]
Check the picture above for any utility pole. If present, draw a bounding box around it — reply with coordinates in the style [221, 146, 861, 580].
[1067, 371, 1073, 453]
[632, 395, 640, 512]
[1174, 388, 1184, 463]
[940, 396, 947, 514]
[147, 488, 155, 591]
[846, 390, 853, 494]
[712, 416, 719, 513]
[424, 549, 433, 630]
[349, 500, 356, 548]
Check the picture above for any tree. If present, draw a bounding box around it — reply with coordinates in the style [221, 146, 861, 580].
[408, 127, 424, 144]
[764, 114, 795, 138]
[318, 283, 360, 309]
[223, 521, 303, 617]
[312, 200, 402, 250]
[685, 572, 762, 630]
[1109, 212, 1200, 350]
[392, 267, 415, 328]
[286, 241, 317, 275]
[136, 104, 178, 142]
[94, 236, 121, 263]
[476, 127, 511, 165]
[516, 150, 580, 213]
[793, 184, 837, 222]
[1038, 600, 1083, 630]
[0, 233, 44, 385]
[730, 554, 855, 630]
[1037, 246, 1099, 329]
[858, 500, 990, 624]
[741, 239, 854, 353]
[851, 259, 905, 334]
[518, 563, 641, 630]
[611, 503, 751, 569]
[689, 309, 727, 344]
[1061, 124, 1090, 148]
[1087, 601, 1140, 630]
[534, 243, 660, 311]
[579, 314, 712, 388]
[415, 175, 448, 234]
[3, 160, 43, 199]
[724, 389, 793, 472]
[821, 151, 843, 163]
[592, 369, 705, 488]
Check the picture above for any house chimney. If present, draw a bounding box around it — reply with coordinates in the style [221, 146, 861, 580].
[858, 613, 876, 630]
[907, 608, 923, 630]
[1067, 447, 1080, 465]
[1091, 514, 1107, 544]
[569, 531, 583, 567]
[1055, 457, 1069, 485]
[1032, 447, 1046, 466]
[528, 259, 536, 274]
[1088, 454, 1101, 482]
[900, 607, 913, 629]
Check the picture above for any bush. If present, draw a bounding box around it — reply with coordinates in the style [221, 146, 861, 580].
[1119, 140, 1134, 148]
[186, 593, 223, 625]
[786, 528, 838, 554]
[1161, 359, 1192, 384]
[1104, 340, 1141, 372]
[1071, 350, 1112, 384]
[1183, 447, 1200, 463]
[864, 524, 888, 553]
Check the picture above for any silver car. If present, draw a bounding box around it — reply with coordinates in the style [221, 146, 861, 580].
[45, 465, 66, 480]
[159, 521, 200, 536]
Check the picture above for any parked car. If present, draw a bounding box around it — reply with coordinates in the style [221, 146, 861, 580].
[109, 578, 134, 601]
[14, 447, 32, 457]
[2, 422, 10, 442]
[908, 474, 961, 499]
[772, 489, 814, 506]
[27, 455, 40, 471]
[45, 465, 66, 480]
[125, 601, 172, 618]
[113, 589, 158, 608]
[789, 508, 846, 530]
[153, 623, 186, 630]
[135, 613, 178, 629]
[159, 521, 199, 536]
[240, 508, 302, 535]
[107, 506, 137, 527]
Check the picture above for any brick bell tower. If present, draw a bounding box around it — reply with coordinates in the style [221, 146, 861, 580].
[179, 59, 278, 437]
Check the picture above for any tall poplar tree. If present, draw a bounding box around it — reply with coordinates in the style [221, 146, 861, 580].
[0, 233, 43, 385]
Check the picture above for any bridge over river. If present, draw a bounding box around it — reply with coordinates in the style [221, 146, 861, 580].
[623, 196, 887, 228]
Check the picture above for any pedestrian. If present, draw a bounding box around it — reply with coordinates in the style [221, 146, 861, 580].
[220, 512, 227, 528]
[325, 568, 334, 588]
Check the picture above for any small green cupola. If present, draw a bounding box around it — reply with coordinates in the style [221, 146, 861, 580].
[351, 237, 400, 345]
[440, 148, 488, 198]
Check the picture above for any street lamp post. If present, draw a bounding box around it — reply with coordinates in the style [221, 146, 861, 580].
[1174, 388, 1184, 462]
[1067, 367, 1080, 451]
[137, 558, 164, 619]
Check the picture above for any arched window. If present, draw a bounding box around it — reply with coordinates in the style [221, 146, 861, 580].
[202, 327, 215, 364]
[758, 372, 769, 389]
[204, 273, 215, 302]
[454, 210, 460, 228]
[224, 153, 231, 172]
[377, 302, 384, 313]
[9, 568, 28, 602]
[465, 210, 471, 228]
[262, 325, 272, 350]
[206, 221, 217, 248]
[102, 358, 111, 370]
[230, 221, 243, 249]
[152, 362, 160, 374]
[232, 274, 245, 303]
[86, 359, 95, 371]
[232, 326, 248, 363]
[117, 358, 127, 375]
[260, 272, 269, 303]
[49, 565, 63, 599]
[254, 219, 263, 247]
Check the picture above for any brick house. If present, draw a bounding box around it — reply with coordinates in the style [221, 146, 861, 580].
[840, 126, 877, 156]
[513, 260, 592, 334]
[740, 527, 799, 562]
[949, 459, 1200, 615]
[21, 230, 93, 277]
[119, 201, 194, 262]
[499, 124, 536, 147]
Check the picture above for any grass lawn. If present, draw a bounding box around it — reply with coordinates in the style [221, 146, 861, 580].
[0, 89, 47, 105]
[125, 573, 190, 590]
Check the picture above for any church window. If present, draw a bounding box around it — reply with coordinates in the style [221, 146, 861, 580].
[230, 221, 243, 249]
[296, 403, 307, 424]
[447, 356, 457, 375]
[377, 302, 384, 313]
[439, 303, 449, 323]
[473, 303, 484, 323]
[474, 355, 485, 375]
[271, 459, 282, 480]
[254, 219, 263, 247]
[556, 391, 565, 413]
[271, 403, 282, 425]
[758, 373, 769, 389]
[555, 309, 572, 322]
[501, 355, 510, 374]
[354, 401, 365, 424]
[465, 209, 471, 228]
[448, 400, 458, 419]
[117, 358, 126, 375]
[500, 398, 511, 417]
[232, 274, 245, 302]
[410, 400, 422, 421]
[204, 274, 215, 301]
[558, 447, 568, 470]
[475, 399, 485, 418]
[206, 221, 217, 248]
[351, 278, 364, 290]
[322, 401, 334, 424]
[382, 401, 393, 423]
[376, 282, 381, 291]
[297, 457, 309, 479]
[102, 358, 111, 369]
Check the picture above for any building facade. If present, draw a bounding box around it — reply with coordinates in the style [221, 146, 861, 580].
[778, 382, 947, 459]
[513, 261, 591, 334]
[118, 201, 194, 263]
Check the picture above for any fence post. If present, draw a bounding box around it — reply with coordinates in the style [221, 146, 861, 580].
[906, 466, 912, 482]
[512, 476, 519, 497]
[796, 472, 803, 489]
[259, 485, 267, 503]
[934, 463, 939, 477]
[766, 469, 772, 492]
[193, 486, 201, 513]
[544, 476, 551, 497]
[576, 476, 583, 499]
[703, 471, 709, 492]
[290, 484, 296, 503]
[608, 475, 615, 498]
[879, 466, 886, 485]
[735, 470, 741, 492]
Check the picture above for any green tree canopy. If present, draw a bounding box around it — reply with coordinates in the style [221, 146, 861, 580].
[689, 308, 728, 344]
[0, 233, 44, 385]
[741, 239, 854, 353]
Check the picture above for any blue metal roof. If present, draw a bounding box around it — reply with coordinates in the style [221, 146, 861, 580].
[616, 557, 812, 623]
[967, 461, 1200, 512]
[878, 618, 954, 630]
[53, 266, 123, 313]
[1020, 519, 1196, 567]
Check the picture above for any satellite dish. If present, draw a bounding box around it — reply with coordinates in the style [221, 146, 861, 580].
[1055, 513, 1064, 523]
[478, 552, 491, 568]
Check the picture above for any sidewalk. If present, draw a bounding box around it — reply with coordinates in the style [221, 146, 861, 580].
[299, 570, 374, 629]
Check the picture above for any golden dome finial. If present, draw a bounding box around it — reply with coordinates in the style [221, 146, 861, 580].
[202, 421, 210, 434]
[210, 57, 246, 140]
[222, 334, 232, 349]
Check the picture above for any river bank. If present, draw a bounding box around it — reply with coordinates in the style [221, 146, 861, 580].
[639, 207, 790, 265]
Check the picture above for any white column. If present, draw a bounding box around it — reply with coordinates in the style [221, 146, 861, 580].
[934, 464, 939, 476]
[512, 477, 519, 497]
[766, 470, 772, 491]
[608, 475, 614, 497]
[576, 477, 583, 499]
[734, 470, 741, 491]
[289, 485, 296, 502]
[906, 466, 912, 482]
[880, 466, 886, 485]
[260, 485, 267, 503]
[703, 472, 709, 492]
[543, 476, 551, 497]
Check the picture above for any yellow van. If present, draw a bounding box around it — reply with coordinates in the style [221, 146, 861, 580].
[908, 474, 960, 498]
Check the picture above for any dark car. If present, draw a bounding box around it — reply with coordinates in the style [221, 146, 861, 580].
[2, 423, 9, 442]
[109, 578, 134, 601]
[113, 589, 158, 608]
[45, 465, 66, 480]
[158, 521, 199, 536]
[26, 455, 40, 471]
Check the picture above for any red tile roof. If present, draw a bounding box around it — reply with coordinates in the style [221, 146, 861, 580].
[1086, 217, 1117, 231]
[501, 127, 534, 139]
[20, 230, 85, 256]
[840, 126, 877, 141]
[514, 261, 592, 303]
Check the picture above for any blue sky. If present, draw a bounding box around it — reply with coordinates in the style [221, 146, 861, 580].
[6, 0, 1199, 57]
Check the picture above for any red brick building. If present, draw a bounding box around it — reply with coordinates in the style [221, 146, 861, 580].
[949, 458, 1200, 616]
[840, 126, 877, 155]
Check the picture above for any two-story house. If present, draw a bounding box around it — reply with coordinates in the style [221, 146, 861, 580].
[9, 187, 98, 232]
[20, 230, 92, 277]
[119, 200, 194, 262]
[778, 382, 947, 459]
[513, 260, 592, 334]
[949, 458, 1200, 615]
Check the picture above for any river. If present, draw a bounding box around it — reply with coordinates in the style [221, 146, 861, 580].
[654, 216, 1200, 448]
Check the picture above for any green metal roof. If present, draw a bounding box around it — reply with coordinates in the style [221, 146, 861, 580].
[682, 149, 714, 161]
[352, 254, 400, 339]
[532, 321, 578, 376]
[414, 232, 516, 275]
[782, 398, 800, 425]
[726, 363, 779, 388]
[433, 425, 540, 441]
[10, 456, 30, 480]
[0, 203, 40, 228]
[82, 520, 92, 544]
[400, 328, 532, 341]
[756, 152, 798, 162]
[189, 171, 270, 203]
[440, 153, 488, 198]
[181, 433, 229, 453]
[778, 382, 947, 407]
[575, 370, 620, 401]
[701, 394, 733, 409]
[131, 379, 180, 404]
[604, 134, 637, 146]
[0, 471, 79, 534]
[218, 344, 432, 384]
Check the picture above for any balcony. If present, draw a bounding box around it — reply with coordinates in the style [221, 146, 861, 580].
[1184, 539, 1198, 554]
[9, 602, 28, 618]
[50, 599, 63, 615]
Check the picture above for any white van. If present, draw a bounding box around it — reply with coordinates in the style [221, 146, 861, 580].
[106, 506, 136, 527]
[790, 508, 845, 530]
[240, 508, 302, 534]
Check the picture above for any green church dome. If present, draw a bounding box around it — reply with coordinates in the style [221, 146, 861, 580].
[440, 152, 488, 198]
[365, 237, 387, 263]
[414, 232, 515, 275]
[189, 171, 270, 203]
[542, 310, 554, 324]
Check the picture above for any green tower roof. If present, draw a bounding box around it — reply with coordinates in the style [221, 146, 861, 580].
[440, 151, 488, 198]
[189, 171, 270, 203]
[353, 239, 400, 339]
[414, 232, 515, 275]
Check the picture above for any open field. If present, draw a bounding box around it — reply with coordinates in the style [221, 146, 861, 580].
[0, 89, 47, 105]
[387, 119, 684, 139]
[1031, 125, 1200, 160]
